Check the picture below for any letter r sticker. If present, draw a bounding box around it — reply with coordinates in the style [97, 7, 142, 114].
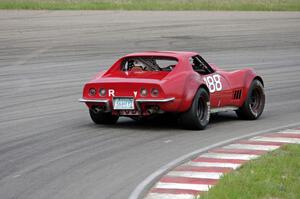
[108, 89, 115, 97]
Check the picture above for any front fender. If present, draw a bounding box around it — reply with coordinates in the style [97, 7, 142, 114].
[243, 68, 263, 91]
[240, 68, 264, 106]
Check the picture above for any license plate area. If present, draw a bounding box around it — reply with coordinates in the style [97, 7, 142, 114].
[113, 97, 134, 110]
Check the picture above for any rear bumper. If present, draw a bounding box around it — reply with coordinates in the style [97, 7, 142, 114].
[135, 98, 175, 103]
[78, 97, 176, 114]
[79, 98, 109, 103]
[79, 98, 111, 111]
[78, 97, 175, 103]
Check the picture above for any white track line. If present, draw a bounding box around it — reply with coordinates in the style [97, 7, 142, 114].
[129, 123, 300, 199]
[278, 129, 300, 134]
[155, 182, 211, 191]
[186, 161, 241, 169]
[199, 153, 259, 160]
[223, 144, 279, 151]
[145, 193, 195, 199]
[250, 136, 300, 144]
[167, 171, 223, 179]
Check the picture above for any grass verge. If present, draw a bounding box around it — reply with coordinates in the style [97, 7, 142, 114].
[198, 144, 300, 199]
[0, 0, 299, 11]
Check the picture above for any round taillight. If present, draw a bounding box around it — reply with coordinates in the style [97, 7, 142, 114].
[151, 88, 159, 97]
[89, 88, 96, 96]
[140, 88, 148, 96]
[99, 88, 106, 96]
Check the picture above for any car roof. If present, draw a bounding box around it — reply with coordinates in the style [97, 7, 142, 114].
[123, 51, 199, 59]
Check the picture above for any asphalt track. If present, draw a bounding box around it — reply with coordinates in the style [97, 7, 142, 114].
[0, 11, 300, 199]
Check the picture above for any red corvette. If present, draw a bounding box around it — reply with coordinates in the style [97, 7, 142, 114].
[79, 51, 265, 130]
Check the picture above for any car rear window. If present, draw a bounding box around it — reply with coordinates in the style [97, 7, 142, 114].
[121, 56, 178, 72]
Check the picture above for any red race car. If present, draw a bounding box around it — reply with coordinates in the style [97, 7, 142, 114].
[79, 51, 265, 130]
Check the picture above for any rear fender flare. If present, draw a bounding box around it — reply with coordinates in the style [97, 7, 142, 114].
[178, 73, 209, 112]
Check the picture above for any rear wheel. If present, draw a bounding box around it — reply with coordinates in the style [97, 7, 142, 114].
[180, 88, 210, 130]
[236, 79, 265, 120]
[89, 109, 119, 125]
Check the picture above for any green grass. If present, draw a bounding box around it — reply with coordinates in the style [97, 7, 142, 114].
[0, 0, 299, 11]
[198, 144, 300, 199]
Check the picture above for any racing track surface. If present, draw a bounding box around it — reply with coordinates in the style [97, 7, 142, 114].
[0, 11, 300, 199]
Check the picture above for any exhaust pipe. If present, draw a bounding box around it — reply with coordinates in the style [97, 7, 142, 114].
[91, 106, 104, 114]
[147, 109, 155, 114]
[147, 105, 160, 115]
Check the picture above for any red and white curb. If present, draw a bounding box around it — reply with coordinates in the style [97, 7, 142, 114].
[144, 128, 300, 199]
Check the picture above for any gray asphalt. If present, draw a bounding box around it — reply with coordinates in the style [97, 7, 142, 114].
[0, 11, 300, 199]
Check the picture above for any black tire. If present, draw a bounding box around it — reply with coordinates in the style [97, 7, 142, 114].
[236, 79, 265, 120]
[89, 109, 119, 125]
[180, 88, 210, 130]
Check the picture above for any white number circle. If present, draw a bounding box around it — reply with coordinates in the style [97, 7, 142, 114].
[204, 74, 223, 93]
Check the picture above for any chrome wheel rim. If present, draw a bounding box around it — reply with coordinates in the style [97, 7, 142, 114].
[250, 87, 263, 114]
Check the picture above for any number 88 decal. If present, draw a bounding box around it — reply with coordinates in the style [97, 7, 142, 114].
[203, 74, 223, 93]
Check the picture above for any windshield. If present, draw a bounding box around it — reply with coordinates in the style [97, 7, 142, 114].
[121, 56, 178, 72]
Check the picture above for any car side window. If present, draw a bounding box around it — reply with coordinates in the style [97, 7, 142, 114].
[190, 55, 214, 75]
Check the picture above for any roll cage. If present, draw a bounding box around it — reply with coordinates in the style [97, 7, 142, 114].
[191, 55, 214, 75]
[121, 56, 178, 72]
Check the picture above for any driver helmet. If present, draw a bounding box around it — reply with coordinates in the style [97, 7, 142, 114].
[133, 60, 144, 68]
